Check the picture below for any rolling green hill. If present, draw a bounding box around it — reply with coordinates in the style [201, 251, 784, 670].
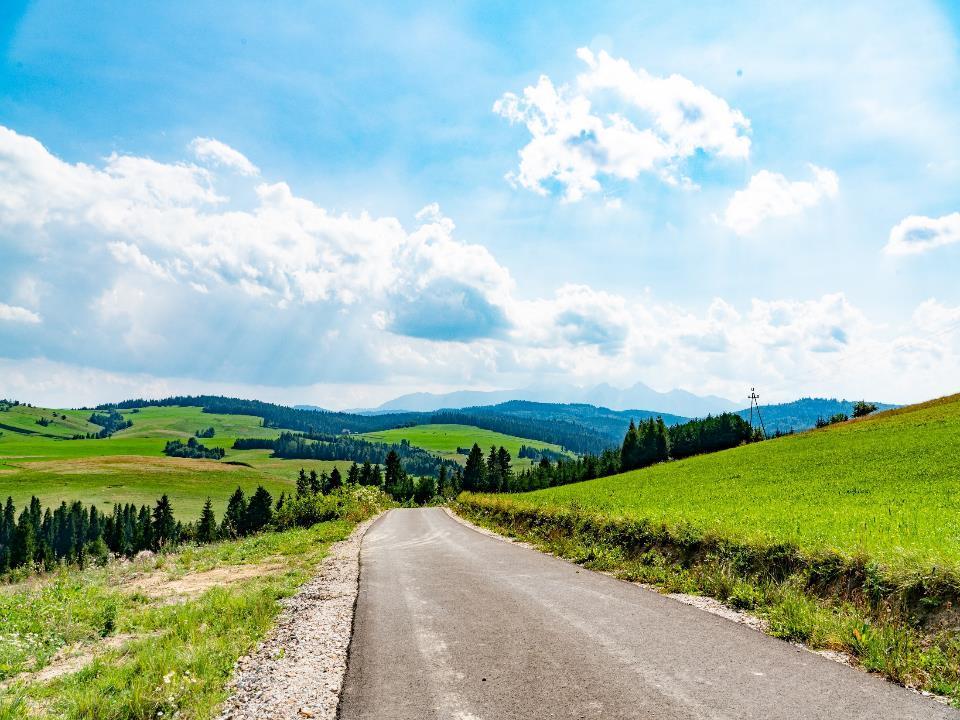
[0, 405, 354, 517]
[466, 394, 960, 565]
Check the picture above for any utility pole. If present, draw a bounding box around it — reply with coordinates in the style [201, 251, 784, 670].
[748, 388, 766, 437]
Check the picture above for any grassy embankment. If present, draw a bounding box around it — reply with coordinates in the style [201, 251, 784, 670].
[0, 405, 356, 518]
[0, 485, 389, 719]
[360, 422, 573, 469]
[458, 394, 960, 702]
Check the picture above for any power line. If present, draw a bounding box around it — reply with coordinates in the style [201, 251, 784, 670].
[747, 387, 766, 436]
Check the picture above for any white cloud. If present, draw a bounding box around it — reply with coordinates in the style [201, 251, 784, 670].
[494, 48, 750, 202]
[0, 125, 956, 405]
[884, 212, 960, 255]
[0, 303, 41, 324]
[189, 137, 260, 176]
[722, 165, 839, 235]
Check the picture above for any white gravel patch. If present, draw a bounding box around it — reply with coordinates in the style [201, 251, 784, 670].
[217, 514, 382, 720]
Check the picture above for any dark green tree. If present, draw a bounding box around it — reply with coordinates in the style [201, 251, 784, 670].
[246, 486, 273, 533]
[463, 444, 486, 492]
[152, 495, 176, 549]
[197, 498, 218, 543]
[222, 487, 248, 537]
[296, 468, 310, 497]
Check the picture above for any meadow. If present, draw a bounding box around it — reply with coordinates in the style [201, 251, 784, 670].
[359, 422, 571, 467]
[0, 405, 355, 518]
[474, 394, 960, 566]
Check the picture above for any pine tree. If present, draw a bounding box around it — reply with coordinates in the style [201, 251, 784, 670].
[384, 450, 403, 493]
[437, 465, 449, 497]
[360, 460, 373, 485]
[197, 498, 217, 543]
[329, 467, 343, 492]
[137, 505, 153, 552]
[275, 492, 286, 512]
[10, 509, 35, 569]
[497, 446, 512, 492]
[296, 468, 310, 497]
[0, 497, 14, 572]
[309, 469, 321, 494]
[655, 417, 670, 462]
[222, 487, 248, 538]
[486, 446, 500, 492]
[245, 486, 273, 533]
[371, 464, 383, 486]
[151, 495, 175, 549]
[463, 444, 486, 492]
[621, 420, 640, 471]
[347, 462, 360, 485]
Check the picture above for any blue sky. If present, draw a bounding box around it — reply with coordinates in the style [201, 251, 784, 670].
[0, 0, 958, 408]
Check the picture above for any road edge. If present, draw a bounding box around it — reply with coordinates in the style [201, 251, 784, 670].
[217, 511, 387, 720]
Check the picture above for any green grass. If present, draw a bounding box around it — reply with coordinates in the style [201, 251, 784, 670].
[494, 394, 960, 566]
[0, 518, 358, 719]
[359, 423, 571, 467]
[0, 405, 357, 519]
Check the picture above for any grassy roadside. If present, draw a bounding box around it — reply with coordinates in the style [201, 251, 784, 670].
[456, 494, 960, 704]
[0, 488, 389, 719]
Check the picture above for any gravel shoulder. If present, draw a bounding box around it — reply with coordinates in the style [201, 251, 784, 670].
[217, 513, 383, 720]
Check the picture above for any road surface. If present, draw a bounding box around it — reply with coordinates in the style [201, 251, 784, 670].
[339, 508, 956, 719]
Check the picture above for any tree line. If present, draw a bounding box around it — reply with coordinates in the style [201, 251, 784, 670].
[469, 412, 761, 494]
[235, 432, 460, 479]
[0, 476, 392, 577]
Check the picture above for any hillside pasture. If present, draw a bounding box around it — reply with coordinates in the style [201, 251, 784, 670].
[474, 394, 960, 566]
[0, 405, 354, 518]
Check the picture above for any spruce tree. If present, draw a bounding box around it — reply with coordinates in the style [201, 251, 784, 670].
[296, 468, 310, 497]
[437, 465, 449, 497]
[463, 444, 486, 492]
[222, 487, 248, 538]
[497, 447, 512, 492]
[384, 451, 403, 493]
[486, 446, 500, 492]
[329, 467, 343, 492]
[245, 486, 273, 533]
[152, 494, 177, 550]
[360, 460, 373, 485]
[138, 505, 153, 552]
[197, 498, 217, 543]
[347, 462, 360, 485]
[371, 464, 383, 486]
[621, 420, 640, 471]
[10, 509, 35, 569]
[309, 469, 321, 494]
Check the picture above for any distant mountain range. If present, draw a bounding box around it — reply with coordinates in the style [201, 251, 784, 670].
[357, 382, 740, 418]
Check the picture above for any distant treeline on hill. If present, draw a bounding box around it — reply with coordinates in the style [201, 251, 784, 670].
[233, 431, 460, 478]
[429, 409, 610, 455]
[486, 412, 759, 493]
[517, 444, 567, 462]
[98, 395, 613, 455]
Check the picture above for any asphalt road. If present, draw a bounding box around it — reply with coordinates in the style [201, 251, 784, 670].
[338, 508, 956, 720]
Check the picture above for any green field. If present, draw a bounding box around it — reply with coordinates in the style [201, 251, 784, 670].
[359, 423, 571, 467]
[0, 405, 355, 519]
[479, 394, 960, 566]
[0, 407, 554, 519]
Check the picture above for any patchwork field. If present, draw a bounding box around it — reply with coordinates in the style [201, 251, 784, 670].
[0, 405, 354, 518]
[359, 423, 572, 468]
